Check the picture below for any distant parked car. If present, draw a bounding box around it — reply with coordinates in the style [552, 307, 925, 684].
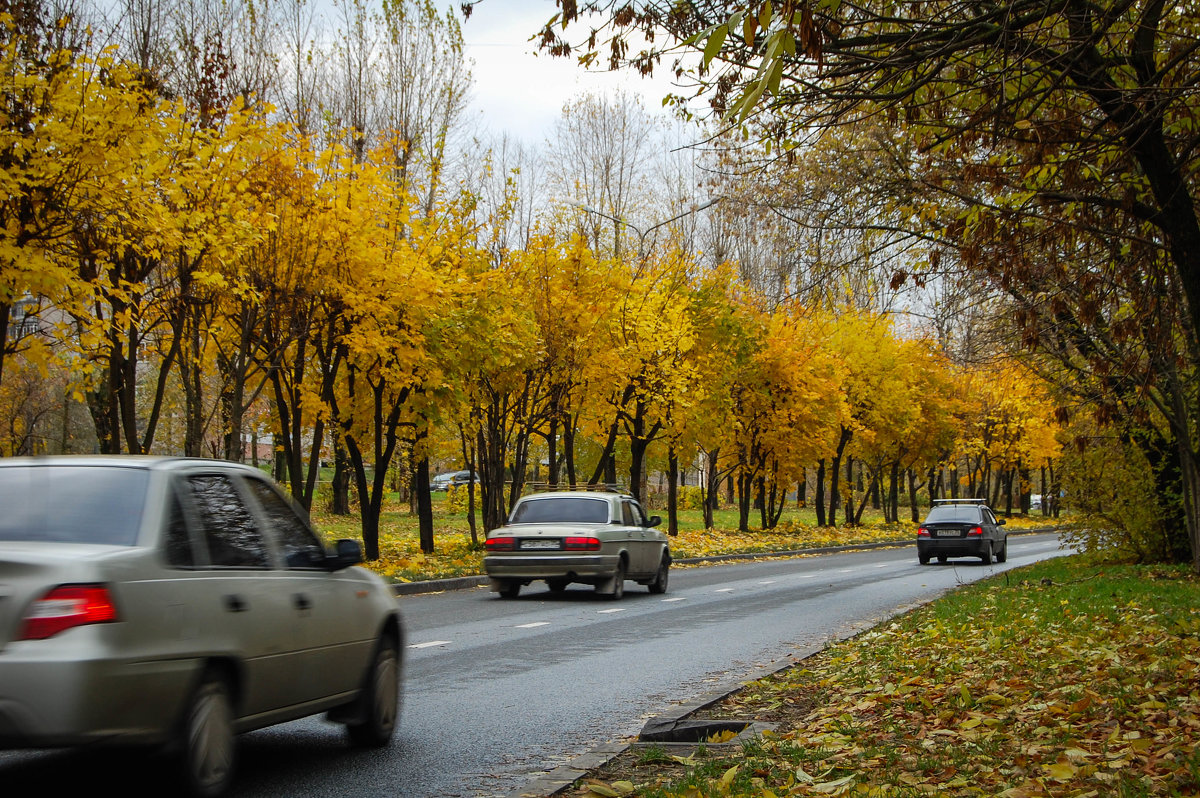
[483, 490, 670, 599]
[430, 470, 477, 491]
[917, 498, 1008, 565]
[0, 456, 403, 797]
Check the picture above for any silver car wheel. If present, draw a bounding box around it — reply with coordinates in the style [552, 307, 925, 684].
[347, 640, 400, 747]
[182, 674, 235, 798]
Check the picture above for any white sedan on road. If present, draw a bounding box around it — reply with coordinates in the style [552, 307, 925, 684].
[483, 490, 671, 599]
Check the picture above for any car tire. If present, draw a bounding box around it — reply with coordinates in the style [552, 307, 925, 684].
[981, 544, 993, 565]
[599, 559, 625, 600]
[179, 670, 235, 798]
[498, 580, 521, 598]
[918, 552, 930, 565]
[648, 555, 670, 594]
[937, 555, 947, 564]
[547, 578, 569, 592]
[346, 637, 400, 748]
[997, 538, 1008, 563]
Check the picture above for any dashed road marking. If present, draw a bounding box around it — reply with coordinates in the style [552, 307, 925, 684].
[597, 608, 627, 614]
[515, 622, 550, 629]
[758, 580, 776, 585]
[662, 597, 687, 602]
[716, 588, 735, 593]
[409, 641, 451, 649]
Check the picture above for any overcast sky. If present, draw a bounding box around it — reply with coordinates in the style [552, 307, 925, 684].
[458, 1, 683, 144]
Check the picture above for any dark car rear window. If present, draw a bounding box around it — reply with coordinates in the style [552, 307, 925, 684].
[510, 497, 610, 524]
[0, 466, 150, 545]
[924, 505, 983, 523]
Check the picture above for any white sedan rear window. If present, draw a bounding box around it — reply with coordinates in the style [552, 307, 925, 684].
[510, 497, 609, 524]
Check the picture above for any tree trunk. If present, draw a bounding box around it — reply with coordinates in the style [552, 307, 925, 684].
[667, 447, 679, 536]
[417, 454, 434, 554]
[828, 427, 852, 526]
[908, 468, 921, 523]
[331, 440, 351, 515]
[815, 459, 827, 527]
[843, 454, 856, 526]
[459, 426, 479, 545]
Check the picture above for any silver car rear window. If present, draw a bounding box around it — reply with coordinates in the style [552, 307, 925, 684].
[510, 497, 610, 524]
[925, 505, 982, 523]
[0, 466, 150, 545]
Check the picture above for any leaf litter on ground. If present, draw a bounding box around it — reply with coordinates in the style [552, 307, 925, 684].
[572, 555, 1200, 797]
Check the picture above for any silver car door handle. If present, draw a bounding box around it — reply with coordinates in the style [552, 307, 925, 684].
[293, 593, 312, 611]
[224, 594, 247, 613]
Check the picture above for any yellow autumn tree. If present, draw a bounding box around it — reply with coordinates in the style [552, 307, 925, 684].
[728, 302, 845, 531]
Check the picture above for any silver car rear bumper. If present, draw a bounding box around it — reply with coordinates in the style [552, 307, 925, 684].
[483, 554, 619, 581]
[0, 633, 194, 747]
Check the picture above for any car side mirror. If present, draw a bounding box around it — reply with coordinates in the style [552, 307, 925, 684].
[647, 515, 662, 528]
[997, 518, 1006, 526]
[330, 538, 363, 570]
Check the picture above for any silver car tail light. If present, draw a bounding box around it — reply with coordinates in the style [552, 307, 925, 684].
[19, 584, 119, 640]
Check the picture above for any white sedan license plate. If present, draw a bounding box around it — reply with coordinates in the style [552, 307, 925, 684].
[520, 539, 560, 550]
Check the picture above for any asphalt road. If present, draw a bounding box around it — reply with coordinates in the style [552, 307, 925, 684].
[0, 532, 1068, 797]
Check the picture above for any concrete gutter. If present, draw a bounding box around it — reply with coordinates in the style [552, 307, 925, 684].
[505, 649, 828, 797]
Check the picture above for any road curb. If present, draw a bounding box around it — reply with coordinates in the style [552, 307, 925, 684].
[391, 574, 490, 595]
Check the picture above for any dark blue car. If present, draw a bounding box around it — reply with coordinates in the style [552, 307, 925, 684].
[917, 499, 1008, 565]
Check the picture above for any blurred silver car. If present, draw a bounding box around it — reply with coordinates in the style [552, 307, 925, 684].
[483, 490, 670, 599]
[0, 456, 403, 797]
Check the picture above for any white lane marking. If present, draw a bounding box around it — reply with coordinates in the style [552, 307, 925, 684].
[800, 574, 816, 578]
[409, 641, 451, 649]
[515, 622, 550, 629]
[597, 608, 627, 614]
[838, 569, 855, 573]
[875, 563, 890, 568]
[716, 588, 735, 593]
[758, 580, 776, 585]
[662, 597, 687, 602]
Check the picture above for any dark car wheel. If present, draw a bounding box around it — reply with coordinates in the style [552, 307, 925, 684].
[648, 555, 670, 594]
[918, 552, 930, 565]
[346, 638, 400, 748]
[997, 538, 1008, 563]
[981, 544, 993, 565]
[498, 580, 521, 598]
[938, 555, 947, 564]
[547, 578, 569, 592]
[179, 671, 235, 798]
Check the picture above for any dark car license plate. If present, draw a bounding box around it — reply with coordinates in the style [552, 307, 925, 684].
[936, 529, 960, 537]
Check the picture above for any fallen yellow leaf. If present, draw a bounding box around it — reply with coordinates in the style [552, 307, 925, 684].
[1045, 761, 1078, 781]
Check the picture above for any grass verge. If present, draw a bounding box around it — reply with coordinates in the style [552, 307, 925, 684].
[572, 555, 1200, 798]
